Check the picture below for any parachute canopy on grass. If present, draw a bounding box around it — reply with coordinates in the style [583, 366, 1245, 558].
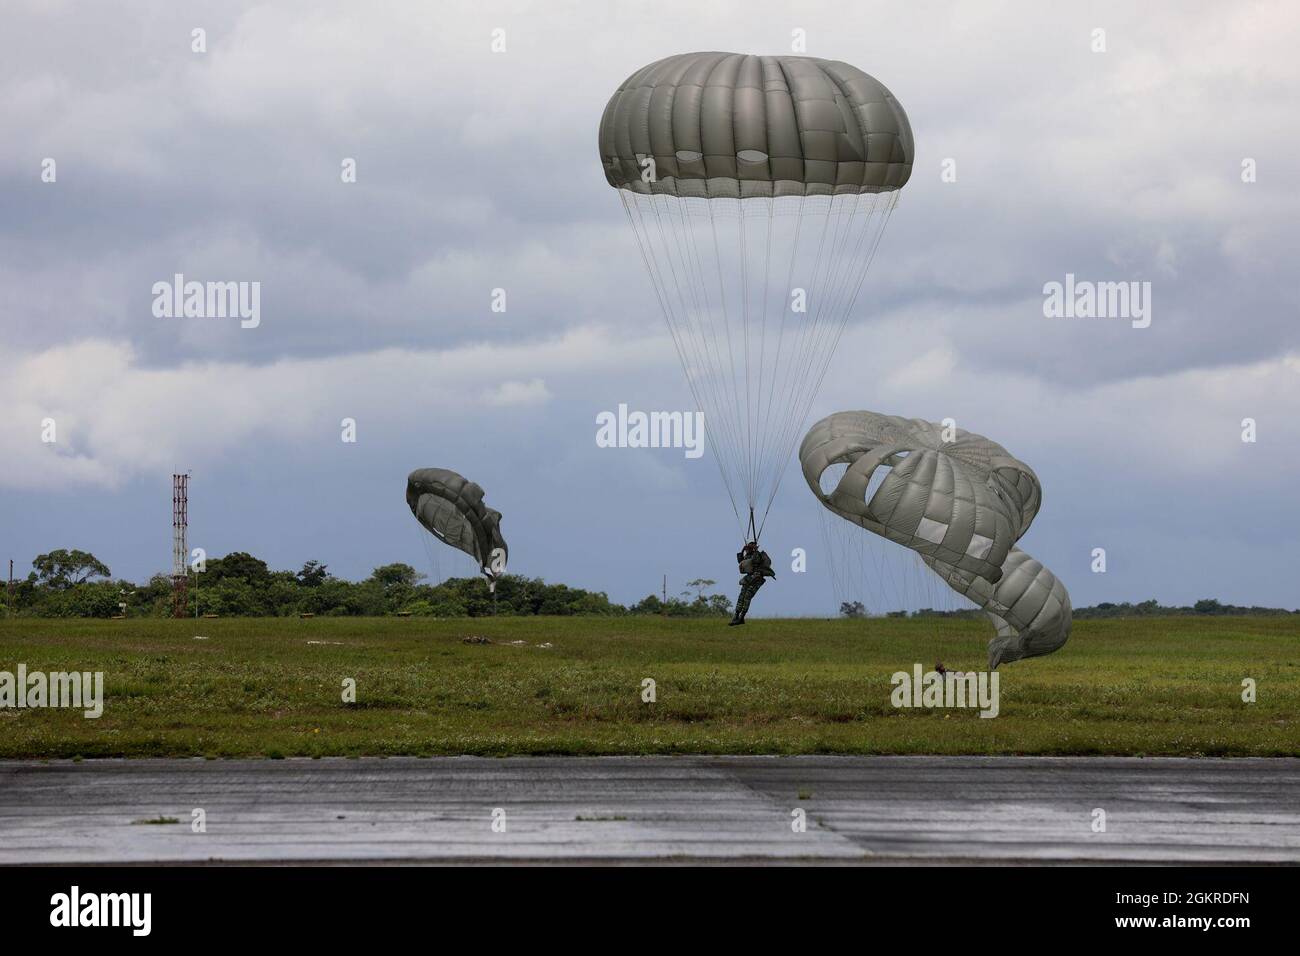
[800, 411, 1070, 668]
[405, 469, 507, 579]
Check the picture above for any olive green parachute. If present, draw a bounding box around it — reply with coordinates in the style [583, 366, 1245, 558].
[405, 469, 507, 583]
[601, 53, 913, 539]
[599, 52, 913, 198]
[800, 412, 1070, 668]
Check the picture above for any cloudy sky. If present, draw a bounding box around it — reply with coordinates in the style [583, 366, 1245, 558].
[2, 0, 1297, 614]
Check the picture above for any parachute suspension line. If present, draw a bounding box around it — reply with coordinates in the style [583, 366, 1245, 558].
[757, 193, 891, 536]
[816, 502, 855, 614]
[788, 195, 898, 504]
[630, 191, 744, 525]
[750, 194, 838, 537]
[814, 487, 916, 618]
[761, 192, 899, 533]
[650, 191, 743, 515]
[667, 196, 752, 517]
[622, 186, 898, 544]
[778, 197, 866, 524]
[655, 193, 749, 518]
[760, 195, 854, 529]
[769, 192, 877, 535]
[752, 196, 776, 524]
[787, 195, 887, 451]
[672, 194, 756, 533]
[740, 198, 777, 517]
[821, 192, 898, 359]
[683, 197, 755, 519]
[752, 202, 801, 527]
[621, 190, 742, 524]
[746, 506, 758, 545]
[817, 490, 956, 618]
[751, 194, 807, 522]
[810, 480, 863, 615]
[814, 502, 841, 611]
[737, 197, 754, 508]
[411, 520, 442, 588]
[773, 195, 838, 442]
[722, 195, 759, 512]
[772, 200, 870, 497]
[704, 194, 749, 507]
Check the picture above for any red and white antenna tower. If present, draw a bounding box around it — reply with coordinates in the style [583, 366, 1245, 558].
[172, 473, 189, 618]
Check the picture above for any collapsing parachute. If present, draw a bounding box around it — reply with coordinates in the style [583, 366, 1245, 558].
[601, 52, 912, 539]
[405, 469, 507, 587]
[799, 412, 1070, 668]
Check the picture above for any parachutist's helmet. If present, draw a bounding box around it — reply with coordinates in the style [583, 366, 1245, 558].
[742, 541, 758, 555]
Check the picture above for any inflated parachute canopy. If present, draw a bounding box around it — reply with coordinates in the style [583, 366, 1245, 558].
[599, 52, 914, 198]
[800, 411, 1070, 668]
[801, 413, 1040, 582]
[405, 468, 507, 577]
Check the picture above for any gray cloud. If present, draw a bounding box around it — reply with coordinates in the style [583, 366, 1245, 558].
[2, 0, 1297, 612]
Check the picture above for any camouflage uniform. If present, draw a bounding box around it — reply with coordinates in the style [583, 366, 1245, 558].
[730, 546, 775, 624]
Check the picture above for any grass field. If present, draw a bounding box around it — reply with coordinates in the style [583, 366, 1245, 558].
[0, 615, 1295, 758]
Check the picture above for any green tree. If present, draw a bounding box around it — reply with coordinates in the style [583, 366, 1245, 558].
[296, 560, 330, 587]
[369, 563, 423, 589]
[706, 593, 732, 615]
[207, 552, 272, 587]
[685, 578, 715, 601]
[31, 550, 111, 589]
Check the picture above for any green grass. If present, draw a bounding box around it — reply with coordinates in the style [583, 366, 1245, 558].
[0, 615, 1295, 758]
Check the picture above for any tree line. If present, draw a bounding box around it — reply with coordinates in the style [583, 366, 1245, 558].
[1, 549, 732, 619]
[3, 550, 1293, 619]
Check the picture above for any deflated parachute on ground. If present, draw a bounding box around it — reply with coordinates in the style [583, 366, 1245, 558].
[799, 412, 1070, 668]
[405, 469, 507, 584]
[600, 52, 912, 539]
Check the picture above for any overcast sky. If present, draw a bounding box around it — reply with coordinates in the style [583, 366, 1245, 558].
[2, 0, 1297, 614]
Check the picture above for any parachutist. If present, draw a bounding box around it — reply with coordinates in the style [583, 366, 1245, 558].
[729, 541, 775, 626]
[603, 55, 911, 595]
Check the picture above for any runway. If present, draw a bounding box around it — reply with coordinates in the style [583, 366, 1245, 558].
[2, 756, 1297, 865]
